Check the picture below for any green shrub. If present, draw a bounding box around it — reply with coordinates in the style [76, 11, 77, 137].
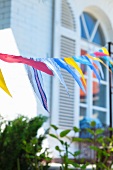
[49, 125, 89, 170]
[49, 122, 113, 170]
[0, 115, 51, 170]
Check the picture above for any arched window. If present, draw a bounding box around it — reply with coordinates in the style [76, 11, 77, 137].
[52, 1, 110, 132]
[80, 12, 105, 45]
[79, 12, 108, 127]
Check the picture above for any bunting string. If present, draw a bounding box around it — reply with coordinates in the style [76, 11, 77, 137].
[0, 47, 112, 112]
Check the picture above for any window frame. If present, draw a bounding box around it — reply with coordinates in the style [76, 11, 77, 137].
[79, 11, 109, 125]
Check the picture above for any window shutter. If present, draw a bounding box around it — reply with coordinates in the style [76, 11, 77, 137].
[51, 0, 78, 130]
[61, 0, 75, 31]
[58, 36, 75, 128]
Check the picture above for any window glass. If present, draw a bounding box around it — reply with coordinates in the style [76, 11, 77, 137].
[92, 83, 106, 108]
[80, 11, 107, 126]
[84, 12, 96, 36]
[100, 59, 107, 81]
[80, 49, 88, 104]
[93, 25, 105, 45]
[80, 17, 87, 39]
[80, 78, 87, 104]
[79, 107, 87, 121]
[80, 12, 105, 46]
[93, 109, 106, 125]
[80, 49, 88, 76]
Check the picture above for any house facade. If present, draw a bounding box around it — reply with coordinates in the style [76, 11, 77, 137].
[0, 0, 113, 158]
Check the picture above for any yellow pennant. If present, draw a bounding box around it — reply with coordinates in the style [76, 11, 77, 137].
[86, 54, 112, 73]
[110, 60, 113, 65]
[101, 47, 109, 56]
[0, 69, 12, 97]
[64, 58, 86, 86]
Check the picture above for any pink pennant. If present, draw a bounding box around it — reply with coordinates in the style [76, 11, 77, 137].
[94, 52, 109, 57]
[0, 53, 53, 76]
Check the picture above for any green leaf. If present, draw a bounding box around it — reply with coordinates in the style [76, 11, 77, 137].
[90, 145, 100, 152]
[110, 147, 113, 151]
[90, 121, 96, 127]
[73, 126, 80, 133]
[108, 127, 113, 131]
[55, 146, 63, 152]
[60, 129, 71, 137]
[97, 136, 104, 143]
[49, 134, 58, 140]
[22, 140, 26, 145]
[59, 139, 64, 145]
[86, 128, 95, 135]
[72, 137, 83, 142]
[73, 150, 81, 157]
[84, 138, 92, 143]
[95, 129, 104, 135]
[51, 124, 58, 130]
[81, 162, 89, 169]
[68, 160, 80, 168]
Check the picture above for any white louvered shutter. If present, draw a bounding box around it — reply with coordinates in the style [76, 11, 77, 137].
[59, 36, 75, 128]
[51, 0, 79, 130]
[61, 0, 75, 30]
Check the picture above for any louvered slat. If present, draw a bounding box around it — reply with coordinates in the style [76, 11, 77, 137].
[61, 0, 75, 31]
[58, 35, 75, 128]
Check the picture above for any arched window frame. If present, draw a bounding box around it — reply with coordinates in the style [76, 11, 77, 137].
[80, 12, 105, 45]
[51, 1, 111, 134]
[79, 11, 109, 126]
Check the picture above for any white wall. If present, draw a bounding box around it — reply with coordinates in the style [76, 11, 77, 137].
[0, 28, 37, 120]
[10, 0, 53, 116]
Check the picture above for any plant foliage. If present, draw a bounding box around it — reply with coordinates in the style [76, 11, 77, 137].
[0, 115, 51, 170]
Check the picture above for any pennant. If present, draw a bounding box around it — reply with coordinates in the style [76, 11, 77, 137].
[92, 47, 109, 57]
[53, 58, 85, 92]
[109, 62, 113, 72]
[0, 47, 111, 101]
[93, 60, 104, 79]
[84, 56, 101, 82]
[99, 47, 109, 56]
[86, 54, 111, 73]
[72, 55, 101, 81]
[110, 59, 113, 66]
[72, 55, 92, 66]
[94, 51, 109, 57]
[64, 57, 86, 86]
[0, 53, 53, 76]
[46, 58, 69, 94]
[26, 65, 48, 112]
[101, 56, 113, 72]
[0, 69, 12, 97]
[102, 56, 113, 66]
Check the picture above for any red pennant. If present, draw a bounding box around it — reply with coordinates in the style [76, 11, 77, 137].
[0, 53, 53, 75]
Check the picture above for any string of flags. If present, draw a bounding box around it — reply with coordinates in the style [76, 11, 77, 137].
[0, 47, 112, 112]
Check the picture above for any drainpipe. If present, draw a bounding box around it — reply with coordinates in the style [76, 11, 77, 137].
[108, 42, 113, 138]
[49, 0, 55, 125]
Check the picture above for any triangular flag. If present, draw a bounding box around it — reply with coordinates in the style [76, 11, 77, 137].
[64, 57, 86, 86]
[46, 58, 69, 94]
[53, 58, 85, 92]
[84, 56, 101, 82]
[0, 69, 12, 97]
[99, 47, 109, 56]
[72, 55, 92, 65]
[86, 54, 112, 73]
[93, 60, 104, 79]
[0, 53, 53, 75]
[26, 65, 49, 112]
